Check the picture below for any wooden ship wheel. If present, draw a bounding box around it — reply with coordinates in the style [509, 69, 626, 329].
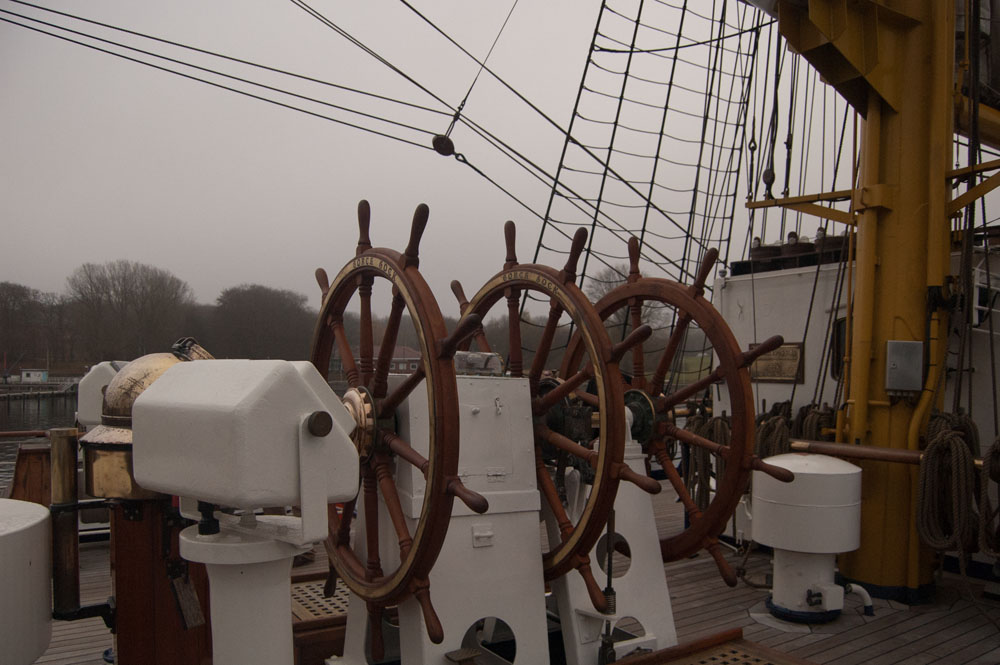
[452, 222, 660, 612]
[560, 237, 792, 586]
[311, 201, 487, 657]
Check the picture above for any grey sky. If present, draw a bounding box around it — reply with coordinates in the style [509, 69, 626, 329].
[1, 0, 599, 312]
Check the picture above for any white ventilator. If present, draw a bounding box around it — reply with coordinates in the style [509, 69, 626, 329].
[753, 453, 861, 621]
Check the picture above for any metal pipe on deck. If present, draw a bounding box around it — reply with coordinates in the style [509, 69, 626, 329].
[788, 438, 984, 469]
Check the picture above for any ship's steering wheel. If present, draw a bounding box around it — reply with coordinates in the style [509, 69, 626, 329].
[311, 201, 486, 658]
[560, 237, 789, 586]
[454, 222, 660, 612]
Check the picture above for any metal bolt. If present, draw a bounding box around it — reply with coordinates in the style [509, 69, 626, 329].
[308, 410, 334, 437]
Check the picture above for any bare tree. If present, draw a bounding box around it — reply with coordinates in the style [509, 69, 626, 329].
[0, 282, 42, 378]
[66, 260, 194, 361]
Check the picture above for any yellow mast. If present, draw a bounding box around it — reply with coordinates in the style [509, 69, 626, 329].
[767, 0, 955, 598]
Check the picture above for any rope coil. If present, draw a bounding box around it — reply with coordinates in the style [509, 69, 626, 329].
[916, 428, 978, 554]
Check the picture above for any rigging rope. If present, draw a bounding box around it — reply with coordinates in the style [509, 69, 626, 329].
[0, 13, 434, 150]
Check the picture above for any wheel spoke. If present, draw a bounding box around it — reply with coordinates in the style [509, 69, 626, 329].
[650, 312, 692, 396]
[446, 476, 489, 514]
[612, 461, 661, 494]
[609, 324, 652, 364]
[651, 440, 736, 586]
[529, 301, 565, 394]
[535, 424, 598, 467]
[411, 577, 444, 644]
[359, 276, 375, 386]
[689, 247, 719, 297]
[381, 429, 429, 477]
[367, 602, 386, 662]
[314, 267, 330, 300]
[451, 280, 492, 352]
[655, 365, 724, 412]
[575, 555, 609, 612]
[532, 367, 593, 415]
[362, 465, 383, 583]
[334, 497, 357, 547]
[332, 318, 360, 387]
[506, 288, 524, 377]
[575, 389, 600, 409]
[378, 366, 425, 416]
[438, 314, 483, 360]
[663, 422, 728, 458]
[372, 290, 405, 398]
[652, 440, 704, 520]
[535, 448, 575, 542]
[629, 298, 646, 390]
[374, 454, 414, 560]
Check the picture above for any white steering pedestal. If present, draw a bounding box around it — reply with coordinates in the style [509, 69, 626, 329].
[180, 516, 309, 665]
[133, 359, 360, 665]
[549, 411, 678, 663]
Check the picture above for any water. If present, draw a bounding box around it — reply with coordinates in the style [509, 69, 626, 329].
[0, 394, 76, 495]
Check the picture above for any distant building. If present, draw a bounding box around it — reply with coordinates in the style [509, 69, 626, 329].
[20, 369, 48, 383]
[328, 345, 422, 380]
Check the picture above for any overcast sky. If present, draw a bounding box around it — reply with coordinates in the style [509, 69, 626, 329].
[1, 0, 601, 311]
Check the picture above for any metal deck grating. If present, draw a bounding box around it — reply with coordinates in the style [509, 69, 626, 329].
[668, 641, 805, 665]
[291, 578, 350, 622]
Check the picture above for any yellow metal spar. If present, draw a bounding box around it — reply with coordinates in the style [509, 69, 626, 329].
[749, 0, 963, 598]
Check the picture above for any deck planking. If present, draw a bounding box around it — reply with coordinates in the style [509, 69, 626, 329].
[26, 484, 1000, 664]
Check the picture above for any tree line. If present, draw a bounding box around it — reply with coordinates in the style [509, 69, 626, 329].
[1, 259, 711, 384]
[1, 260, 318, 376]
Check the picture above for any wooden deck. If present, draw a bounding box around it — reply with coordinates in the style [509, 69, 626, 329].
[29, 484, 1000, 664]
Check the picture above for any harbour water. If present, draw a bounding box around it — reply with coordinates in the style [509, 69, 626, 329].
[0, 393, 75, 494]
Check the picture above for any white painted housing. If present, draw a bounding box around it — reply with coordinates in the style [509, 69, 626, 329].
[0, 499, 51, 665]
[132, 359, 359, 509]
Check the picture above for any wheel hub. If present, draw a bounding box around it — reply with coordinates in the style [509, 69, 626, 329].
[341, 386, 376, 462]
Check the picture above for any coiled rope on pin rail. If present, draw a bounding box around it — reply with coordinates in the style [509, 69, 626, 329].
[979, 437, 1000, 558]
[756, 414, 790, 460]
[916, 425, 978, 560]
[917, 423, 1000, 634]
[684, 416, 732, 511]
[682, 409, 709, 511]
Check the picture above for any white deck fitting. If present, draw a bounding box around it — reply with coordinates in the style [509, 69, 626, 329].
[753, 454, 861, 616]
[549, 425, 678, 662]
[335, 375, 550, 665]
[0, 498, 52, 665]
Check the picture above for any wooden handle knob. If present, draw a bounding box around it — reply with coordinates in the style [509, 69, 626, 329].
[404, 204, 429, 268]
[357, 200, 371, 254]
[741, 335, 785, 368]
[504, 220, 518, 267]
[447, 476, 489, 514]
[616, 463, 662, 494]
[705, 539, 738, 587]
[750, 457, 795, 482]
[315, 268, 330, 299]
[412, 580, 444, 644]
[451, 280, 470, 311]
[610, 325, 652, 364]
[693, 247, 719, 293]
[628, 236, 641, 281]
[576, 558, 609, 613]
[561, 227, 588, 284]
[439, 314, 482, 360]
